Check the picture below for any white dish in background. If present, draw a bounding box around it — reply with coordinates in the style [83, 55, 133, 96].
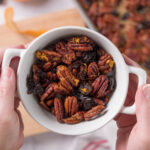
[2, 26, 146, 135]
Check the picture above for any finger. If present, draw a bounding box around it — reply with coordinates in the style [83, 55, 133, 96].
[123, 54, 140, 67]
[135, 84, 150, 139]
[0, 45, 25, 66]
[0, 67, 16, 113]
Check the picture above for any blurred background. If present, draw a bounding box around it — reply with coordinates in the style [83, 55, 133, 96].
[0, 0, 74, 24]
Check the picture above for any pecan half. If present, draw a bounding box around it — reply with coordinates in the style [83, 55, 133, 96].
[35, 50, 61, 62]
[64, 111, 84, 124]
[84, 105, 104, 121]
[56, 41, 76, 65]
[98, 53, 114, 74]
[40, 101, 50, 111]
[64, 96, 78, 117]
[68, 36, 94, 52]
[42, 62, 52, 71]
[88, 62, 100, 81]
[54, 97, 64, 123]
[54, 83, 70, 95]
[47, 72, 58, 81]
[40, 83, 56, 101]
[91, 75, 110, 98]
[33, 65, 40, 83]
[46, 99, 54, 107]
[57, 65, 79, 87]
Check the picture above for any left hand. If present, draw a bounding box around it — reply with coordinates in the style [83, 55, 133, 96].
[0, 45, 25, 150]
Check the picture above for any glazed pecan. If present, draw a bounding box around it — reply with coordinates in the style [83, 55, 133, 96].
[64, 96, 78, 117]
[32, 65, 40, 83]
[84, 105, 105, 121]
[98, 53, 114, 74]
[40, 101, 50, 111]
[35, 50, 61, 62]
[91, 75, 110, 98]
[68, 36, 94, 52]
[42, 62, 52, 71]
[88, 62, 100, 81]
[47, 72, 58, 81]
[78, 0, 92, 9]
[54, 97, 64, 123]
[54, 83, 70, 95]
[57, 65, 79, 87]
[40, 83, 56, 101]
[64, 111, 84, 124]
[56, 41, 76, 65]
[46, 99, 54, 107]
[102, 0, 120, 6]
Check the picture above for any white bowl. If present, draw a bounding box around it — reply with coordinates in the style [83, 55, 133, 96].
[2, 26, 146, 135]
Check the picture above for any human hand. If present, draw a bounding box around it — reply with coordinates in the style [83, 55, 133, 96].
[0, 45, 25, 150]
[115, 55, 150, 150]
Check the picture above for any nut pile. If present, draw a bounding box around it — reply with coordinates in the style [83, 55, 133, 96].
[27, 35, 116, 124]
[78, 0, 150, 73]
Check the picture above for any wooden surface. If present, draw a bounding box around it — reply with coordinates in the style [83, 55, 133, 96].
[0, 8, 85, 136]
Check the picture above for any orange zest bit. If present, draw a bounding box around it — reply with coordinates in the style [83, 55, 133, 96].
[4, 7, 47, 37]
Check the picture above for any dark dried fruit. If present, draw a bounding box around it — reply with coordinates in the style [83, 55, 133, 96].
[33, 83, 44, 96]
[27, 75, 35, 94]
[78, 64, 87, 81]
[79, 82, 92, 96]
[82, 50, 97, 63]
[121, 12, 130, 20]
[77, 93, 97, 111]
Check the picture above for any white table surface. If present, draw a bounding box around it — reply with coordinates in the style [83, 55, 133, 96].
[0, 0, 75, 24]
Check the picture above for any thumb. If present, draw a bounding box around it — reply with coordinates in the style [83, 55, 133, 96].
[135, 84, 150, 139]
[0, 67, 16, 114]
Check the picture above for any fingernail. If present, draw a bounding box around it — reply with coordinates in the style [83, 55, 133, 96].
[1, 67, 12, 80]
[143, 84, 150, 99]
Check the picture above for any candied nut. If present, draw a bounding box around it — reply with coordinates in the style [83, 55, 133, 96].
[47, 72, 58, 81]
[79, 0, 92, 9]
[43, 62, 52, 71]
[46, 99, 54, 107]
[84, 105, 105, 121]
[40, 83, 56, 101]
[64, 111, 84, 124]
[57, 65, 79, 87]
[88, 62, 100, 81]
[54, 97, 64, 123]
[32, 65, 40, 83]
[102, 0, 120, 6]
[54, 82, 71, 95]
[79, 82, 92, 96]
[64, 96, 78, 117]
[91, 75, 110, 98]
[35, 50, 61, 62]
[68, 36, 94, 52]
[93, 98, 105, 106]
[98, 53, 114, 74]
[40, 101, 50, 111]
[56, 41, 76, 65]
